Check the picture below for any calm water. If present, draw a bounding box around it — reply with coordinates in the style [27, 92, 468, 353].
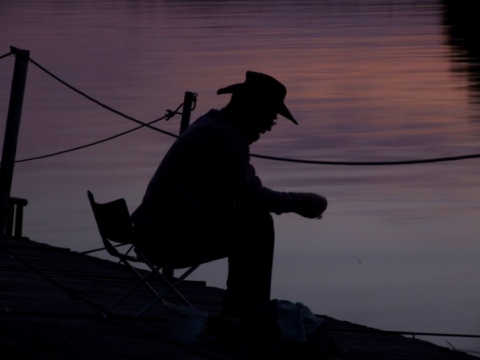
[1, 0, 479, 354]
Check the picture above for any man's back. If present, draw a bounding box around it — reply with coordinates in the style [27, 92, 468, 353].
[131, 109, 251, 230]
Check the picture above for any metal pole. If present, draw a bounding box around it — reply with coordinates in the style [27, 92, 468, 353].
[0, 47, 30, 241]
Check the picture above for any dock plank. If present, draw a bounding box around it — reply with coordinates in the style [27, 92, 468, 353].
[1, 239, 477, 359]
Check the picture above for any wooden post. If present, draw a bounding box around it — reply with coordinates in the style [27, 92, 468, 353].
[162, 91, 195, 277]
[0, 47, 30, 242]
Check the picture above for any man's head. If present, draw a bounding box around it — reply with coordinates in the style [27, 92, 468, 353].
[218, 71, 297, 143]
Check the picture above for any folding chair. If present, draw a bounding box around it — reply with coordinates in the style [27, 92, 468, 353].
[87, 190, 201, 316]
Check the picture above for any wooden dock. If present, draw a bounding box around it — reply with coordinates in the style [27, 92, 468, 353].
[0, 238, 478, 359]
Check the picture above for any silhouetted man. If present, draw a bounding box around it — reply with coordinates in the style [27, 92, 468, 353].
[132, 71, 327, 320]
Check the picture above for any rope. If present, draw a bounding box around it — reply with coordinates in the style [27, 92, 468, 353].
[28, 57, 180, 129]
[14, 103, 184, 163]
[0, 56, 193, 163]
[0, 51, 12, 60]
[6, 56, 480, 167]
[249, 152, 480, 166]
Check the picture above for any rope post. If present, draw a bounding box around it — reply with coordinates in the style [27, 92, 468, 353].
[0, 47, 30, 242]
[162, 91, 195, 278]
[179, 91, 195, 134]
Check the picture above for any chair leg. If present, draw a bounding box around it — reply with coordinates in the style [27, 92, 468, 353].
[107, 260, 160, 311]
[135, 255, 200, 316]
[135, 269, 196, 317]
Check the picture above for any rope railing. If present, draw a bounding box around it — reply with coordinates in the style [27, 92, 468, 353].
[28, 57, 175, 128]
[2, 51, 480, 167]
[2, 53, 197, 163]
[0, 51, 12, 60]
[14, 102, 185, 163]
[249, 152, 480, 166]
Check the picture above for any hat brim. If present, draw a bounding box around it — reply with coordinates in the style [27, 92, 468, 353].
[278, 103, 298, 125]
[217, 83, 244, 95]
[217, 83, 298, 125]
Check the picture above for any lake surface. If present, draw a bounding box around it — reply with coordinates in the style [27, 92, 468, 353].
[1, 0, 479, 354]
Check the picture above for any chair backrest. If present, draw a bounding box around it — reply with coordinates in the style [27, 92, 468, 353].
[87, 191, 136, 256]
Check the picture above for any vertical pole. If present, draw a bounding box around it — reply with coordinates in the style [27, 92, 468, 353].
[179, 91, 195, 134]
[0, 47, 30, 242]
[162, 91, 195, 277]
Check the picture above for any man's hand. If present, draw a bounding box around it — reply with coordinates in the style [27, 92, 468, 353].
[293, 193, 328, 219]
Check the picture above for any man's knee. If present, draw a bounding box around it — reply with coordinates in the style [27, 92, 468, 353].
[234, 210, 274, 249]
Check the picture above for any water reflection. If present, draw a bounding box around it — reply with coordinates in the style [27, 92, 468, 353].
[442, 0, 480, 108]
[1, 0, 480, 354]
